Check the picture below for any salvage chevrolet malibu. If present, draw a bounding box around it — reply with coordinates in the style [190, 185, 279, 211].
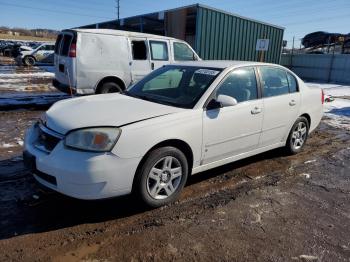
[23, 61, 323, 207]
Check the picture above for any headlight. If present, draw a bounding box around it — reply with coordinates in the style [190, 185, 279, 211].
[65, 127, 121, 152]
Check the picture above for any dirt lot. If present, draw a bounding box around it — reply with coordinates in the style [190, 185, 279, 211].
[0, 56, 350, 262]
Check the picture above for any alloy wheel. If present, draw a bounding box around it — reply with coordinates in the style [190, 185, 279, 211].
[146, 156, 182, 200]
[291, 122, 307, 150]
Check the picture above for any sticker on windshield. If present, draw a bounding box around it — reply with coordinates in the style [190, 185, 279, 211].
[195, 69, 220, 76]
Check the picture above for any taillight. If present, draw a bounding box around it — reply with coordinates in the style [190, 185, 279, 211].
[69, 42, 76, 57]
[321, 89, 324, 105]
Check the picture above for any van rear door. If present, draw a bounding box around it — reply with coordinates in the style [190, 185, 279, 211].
[54, 31, 77, 89]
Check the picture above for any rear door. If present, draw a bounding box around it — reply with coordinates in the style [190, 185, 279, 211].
[54, 31, 77, 87]
[129, 38, 151, 84]
[258, 66, 301, 147]
[148, 39, 170, 71]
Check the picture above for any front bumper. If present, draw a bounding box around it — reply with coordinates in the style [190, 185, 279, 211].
[23, 124, 141, 200]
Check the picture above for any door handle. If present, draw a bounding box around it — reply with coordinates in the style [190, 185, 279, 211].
[151, 62, 155, 70]
[289, 100, 296, 106]
[251, 107, 262, 115]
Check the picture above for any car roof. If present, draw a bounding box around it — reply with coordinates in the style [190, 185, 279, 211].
[70, 29, 180, 41]
[171, 60, 278, 69]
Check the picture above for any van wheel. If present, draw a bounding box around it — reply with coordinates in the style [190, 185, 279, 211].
[99, 82, 122, 94]
[285, 117, 309, 155]
[134, 147, 188, 208]
[23, 56, 36, 66]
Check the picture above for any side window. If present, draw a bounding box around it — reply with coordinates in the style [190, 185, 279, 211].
[259, 67, 289, 97]
[49, 45, 55, 51]
[173, 42, 196, 61]
[216, 67, 258, 103]
[61, 35, 72, 56]
[54, 35, 63, 54]
[131, 41, 147, 60]
[287, 72, 298, 93]
[37, 45, 45, 51]
[150, 41, 168, 61]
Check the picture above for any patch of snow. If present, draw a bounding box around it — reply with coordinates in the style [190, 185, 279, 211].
[0, 143, 16, 148]
[16, 139, 24, 146]
[304, 160, 316, 164]
[307, 82, 350, 97]
[0, 72, 54, 78]
[306, 83, 350, 130]
[299, 173, 311, 179]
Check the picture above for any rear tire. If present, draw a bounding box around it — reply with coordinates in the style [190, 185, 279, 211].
[98, 82, 122, 94]
[285, 116, 309, 155]
[134, 147, 188, 208]
[23, 56, 36, 66]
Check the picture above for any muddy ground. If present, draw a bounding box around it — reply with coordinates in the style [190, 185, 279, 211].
[0, 56, 350, 262]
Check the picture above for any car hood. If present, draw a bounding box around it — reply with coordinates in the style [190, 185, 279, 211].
[45, 94, 184, 135]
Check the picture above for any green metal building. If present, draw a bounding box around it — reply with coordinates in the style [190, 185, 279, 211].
[81, 4, 284, 63]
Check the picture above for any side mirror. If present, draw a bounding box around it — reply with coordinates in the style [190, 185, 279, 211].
[216, 95, 238, 107]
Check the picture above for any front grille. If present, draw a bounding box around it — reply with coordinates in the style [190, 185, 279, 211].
[34, 123, 63, 153]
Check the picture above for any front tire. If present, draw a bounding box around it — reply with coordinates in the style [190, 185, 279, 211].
[98, 82, 122, 94]
[134, 147, 189, 208]
[23, 56, 36, 66]
[285, 117, 309, 155]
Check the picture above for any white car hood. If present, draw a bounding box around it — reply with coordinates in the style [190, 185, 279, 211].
[45, 94, 184, 134]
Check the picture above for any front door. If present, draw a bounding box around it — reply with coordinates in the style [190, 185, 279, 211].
[202, 67, 264, 165]
[129, 38, 151, 84]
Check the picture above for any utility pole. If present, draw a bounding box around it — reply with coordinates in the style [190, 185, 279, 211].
[116, 0, 120, 20]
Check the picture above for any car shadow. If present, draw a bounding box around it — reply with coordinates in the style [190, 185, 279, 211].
[0, 147, 288, 240]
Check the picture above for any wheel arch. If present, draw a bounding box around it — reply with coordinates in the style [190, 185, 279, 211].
[95, 76, 126, 94]
[132, 139, 194, 191]
[23, 55, 36, 62]
[300, 113, 311, 127]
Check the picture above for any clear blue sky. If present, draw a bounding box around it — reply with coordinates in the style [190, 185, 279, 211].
[0, 0, 349, 47]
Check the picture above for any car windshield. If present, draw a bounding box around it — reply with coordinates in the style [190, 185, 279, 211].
[125, 65, 222, 108]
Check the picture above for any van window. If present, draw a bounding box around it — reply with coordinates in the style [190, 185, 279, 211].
[61, 35, 73, 56]
[150, 41, 168, 61]
[54, 34, 63, 54]
[131, 41, 147, 60]
[173, 42, 196, 61]
[259, 67, 290, 97]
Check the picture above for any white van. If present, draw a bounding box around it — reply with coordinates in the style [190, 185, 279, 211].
[53, 29, 200, 94]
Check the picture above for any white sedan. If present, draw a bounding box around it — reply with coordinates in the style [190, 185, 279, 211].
[23, 61, 323, 207]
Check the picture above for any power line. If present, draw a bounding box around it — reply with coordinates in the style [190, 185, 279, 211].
[0, 1, 114, 20]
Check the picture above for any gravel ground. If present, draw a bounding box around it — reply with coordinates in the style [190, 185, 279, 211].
[0, 55, 350, 262]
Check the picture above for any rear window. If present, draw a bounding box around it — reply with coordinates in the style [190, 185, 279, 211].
[54, 34, 63, 54]
[61, 35, 73, 56]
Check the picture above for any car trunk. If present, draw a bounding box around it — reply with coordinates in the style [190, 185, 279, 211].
[54, 30, 77, 88]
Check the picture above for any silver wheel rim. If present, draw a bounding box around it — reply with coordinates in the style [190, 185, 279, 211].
[146, 156, 182, 200]
[291, 122, 307, 150]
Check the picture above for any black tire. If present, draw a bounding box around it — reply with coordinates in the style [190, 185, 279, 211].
[285, 116, 309, 155]
[134, 146, 189, 208]
[23, 56, 36, 66]
[98, 82, 122, 94]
